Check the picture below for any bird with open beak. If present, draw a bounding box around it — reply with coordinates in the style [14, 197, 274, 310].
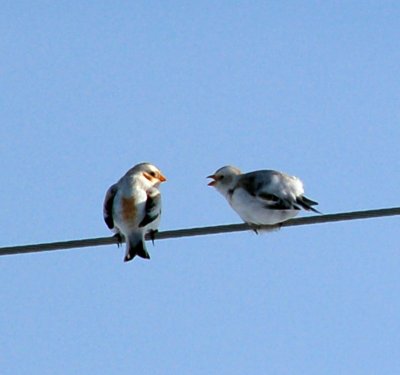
[208, 165, 319, 227]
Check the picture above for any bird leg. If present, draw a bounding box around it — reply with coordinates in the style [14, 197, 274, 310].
[249, 222, 283, 234]
[248, 223, 261, 235]
[113, 232, 124, 247]
[148, 229, 158, 246]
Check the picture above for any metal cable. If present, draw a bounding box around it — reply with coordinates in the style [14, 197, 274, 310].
[0, 207, 399, 256]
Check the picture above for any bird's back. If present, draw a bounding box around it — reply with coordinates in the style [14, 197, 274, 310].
[238, 170, 304, 200]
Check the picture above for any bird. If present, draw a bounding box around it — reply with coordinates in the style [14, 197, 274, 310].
[103, 162, 167, 262]
[207, 165, 319, 228]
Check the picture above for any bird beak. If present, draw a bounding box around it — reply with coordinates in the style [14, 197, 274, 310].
[207, 175, 216, 186]
[143, 172, 167, 183]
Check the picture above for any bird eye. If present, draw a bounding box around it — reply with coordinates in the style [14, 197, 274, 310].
[219, 175, 224, 180]
[150, 171, 157, 177]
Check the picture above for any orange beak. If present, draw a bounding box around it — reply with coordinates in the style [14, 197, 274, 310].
[207, 175, 216, 186]
[143, 172, 167, 183]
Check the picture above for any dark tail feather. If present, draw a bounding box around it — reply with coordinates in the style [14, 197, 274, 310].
[297, 195, 321, 214]
[124, 237, 150, 262]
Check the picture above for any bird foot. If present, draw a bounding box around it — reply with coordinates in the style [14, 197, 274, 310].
[248, 223, 261, 234]
[148, 229, 158, 246]
[248, 222, 282, 234]
[113, 233, 123, 247]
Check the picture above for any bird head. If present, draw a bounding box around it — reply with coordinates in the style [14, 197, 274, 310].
[207, 165, 241, 194]
[131, 163, 167, 187]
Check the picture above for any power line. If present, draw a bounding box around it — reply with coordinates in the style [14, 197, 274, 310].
[0, 206, 399, 257]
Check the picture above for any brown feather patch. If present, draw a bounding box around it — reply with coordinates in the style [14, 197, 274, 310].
[121, 197, 137, 223]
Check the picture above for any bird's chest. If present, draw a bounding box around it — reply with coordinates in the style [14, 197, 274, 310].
[120, 196, 137, 222]
[230, 188, 260, 214]
[114, 188, 147, 225]
[230, 188, 298, 225]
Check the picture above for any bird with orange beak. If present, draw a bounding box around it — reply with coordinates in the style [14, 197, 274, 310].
[103, 162, 167, 262]
[208, 165, 319, 227]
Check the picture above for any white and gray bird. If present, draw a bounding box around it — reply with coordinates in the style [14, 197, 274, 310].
[208, 165, 319, 227]
[103, 162, 166, 262]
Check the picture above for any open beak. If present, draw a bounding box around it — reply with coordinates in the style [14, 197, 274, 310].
[207, 174, 216, 186]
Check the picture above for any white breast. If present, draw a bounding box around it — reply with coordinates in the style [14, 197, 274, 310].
[230, 188, 299, 225]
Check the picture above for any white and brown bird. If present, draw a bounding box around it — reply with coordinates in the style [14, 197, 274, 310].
[103, 162, 166, 262]
[208, 165, 319, 227]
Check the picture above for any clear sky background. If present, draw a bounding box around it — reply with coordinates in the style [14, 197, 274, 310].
[1, 2, 400, 374]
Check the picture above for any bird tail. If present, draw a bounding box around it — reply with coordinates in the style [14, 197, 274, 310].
[124, 234, 150, 262]
[296, 195, 321, 214]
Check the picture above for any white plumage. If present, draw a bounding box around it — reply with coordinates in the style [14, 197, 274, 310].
[208, 165, 319, 226]
[103, 162, 166, 262]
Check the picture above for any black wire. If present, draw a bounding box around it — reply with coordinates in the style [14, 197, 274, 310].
[0, 207, 399, 256]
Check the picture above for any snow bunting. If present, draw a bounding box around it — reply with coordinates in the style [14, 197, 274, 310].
[103, 162, 166, 262]
[208, 165, 319, 227]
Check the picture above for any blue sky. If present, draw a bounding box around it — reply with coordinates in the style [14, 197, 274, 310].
[1, 2, 400, 374]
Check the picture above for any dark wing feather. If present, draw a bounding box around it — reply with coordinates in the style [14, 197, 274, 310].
[103, 184, 118, 229]
[237, 171, 321, 213]
[235, 171, 274, 197]
[257, 191, 300, 210]
[237, 171, 299, 210]
[139, 188, 161, 228]
[296, 195, 321, 213]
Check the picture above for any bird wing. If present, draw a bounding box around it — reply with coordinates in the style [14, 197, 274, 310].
[237, 170, 304, 210]
[139, 188, 162, 228]
[295, 195, 321, 213]
[103, 183, 118, 229]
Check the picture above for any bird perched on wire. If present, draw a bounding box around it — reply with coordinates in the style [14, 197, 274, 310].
[103, 162, 167, 262]
[207, 165, 319, 229]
